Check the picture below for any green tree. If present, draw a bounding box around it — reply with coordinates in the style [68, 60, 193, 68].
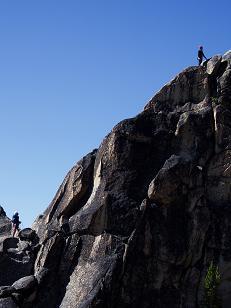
[203, 261, 222, 308]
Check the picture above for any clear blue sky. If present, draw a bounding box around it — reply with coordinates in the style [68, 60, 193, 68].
[0, 0, 230, 227]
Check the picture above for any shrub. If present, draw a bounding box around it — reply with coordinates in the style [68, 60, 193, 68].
[202, 261, 222, 308]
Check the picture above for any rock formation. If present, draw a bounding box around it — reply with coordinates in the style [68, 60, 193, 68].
[1, 50, 231, 307]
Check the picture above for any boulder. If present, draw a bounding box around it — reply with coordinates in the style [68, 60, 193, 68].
[206, 54, 222, 75]
[222, 50, 231, 63]
[18, 228, 36, 242]
[2, 238, 19, 252]
[0, 286, 16, 298]
[0, 297, 18, 308]
[12, 276, 37, 293]
[0, 233, 36, 286]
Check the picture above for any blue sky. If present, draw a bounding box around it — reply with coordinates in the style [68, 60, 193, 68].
[0, 0, 230, 227]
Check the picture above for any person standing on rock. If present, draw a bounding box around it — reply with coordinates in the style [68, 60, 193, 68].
[197, 46, 207, 65]
[12, 211, 21, 237]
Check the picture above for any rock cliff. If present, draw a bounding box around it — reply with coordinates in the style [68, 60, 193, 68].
[1, 51, 231, 307]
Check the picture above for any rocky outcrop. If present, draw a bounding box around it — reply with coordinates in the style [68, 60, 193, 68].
[0, 207, 12, 240]
[1, 50, 231, 307]
[0, 225, 39, 307]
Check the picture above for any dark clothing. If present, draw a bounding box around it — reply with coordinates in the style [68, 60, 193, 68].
[12, 214, 20, 227]
[12, 213, 20, 237]
[198, 49, 207, 65]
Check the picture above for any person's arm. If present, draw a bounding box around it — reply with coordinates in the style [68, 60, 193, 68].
[203, 52, 207, 60]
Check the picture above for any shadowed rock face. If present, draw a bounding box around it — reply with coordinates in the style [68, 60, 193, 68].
[0, 206, 12, 239]
[1, 51, 231, 308]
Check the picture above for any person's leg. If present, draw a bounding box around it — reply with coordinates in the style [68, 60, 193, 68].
[16, 224, 20, 236]
[199, 58, 202, 65]
[12, 224, 16, 237]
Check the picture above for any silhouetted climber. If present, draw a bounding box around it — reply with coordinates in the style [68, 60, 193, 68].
[12, 211, 21, 237]
[198, 46, 207, 65]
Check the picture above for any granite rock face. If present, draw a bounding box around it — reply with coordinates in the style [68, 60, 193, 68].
[1, 51, 231, 307]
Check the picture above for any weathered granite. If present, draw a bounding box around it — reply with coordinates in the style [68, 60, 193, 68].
[1, 50, 231, 307]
